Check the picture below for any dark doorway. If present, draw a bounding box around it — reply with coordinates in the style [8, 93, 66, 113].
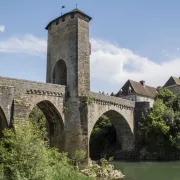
[53, 60, 67, 85]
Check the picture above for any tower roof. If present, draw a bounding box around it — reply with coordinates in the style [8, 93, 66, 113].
[45, 8, 92, 30]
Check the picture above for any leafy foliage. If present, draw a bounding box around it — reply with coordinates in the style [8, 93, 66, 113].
[0, 118, 92, 180]
[71, 150, 87, 168]
[29, 106, 45, 123]
[140, 88, 180, 154]
[90, 115, 116, 158]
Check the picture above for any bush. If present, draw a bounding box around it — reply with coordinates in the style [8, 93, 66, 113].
[71, 150, 87, 168]
[140, 88, 180, 156]
[0, 118, 92, 180]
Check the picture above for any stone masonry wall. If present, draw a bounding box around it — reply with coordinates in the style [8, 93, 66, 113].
[77, 18, 90, 95]
[0, 76, 65, 96]
[0, 76, 65, 122]
[46, 13, 78, 97]
[87, 92, 135, 156]
[0, 85, 14, 125]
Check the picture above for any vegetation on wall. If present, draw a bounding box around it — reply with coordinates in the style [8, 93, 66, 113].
[139, 88, 180, 156]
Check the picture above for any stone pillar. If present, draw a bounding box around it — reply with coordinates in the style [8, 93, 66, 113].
[64, 96, 89, 166]
[0, 85, 14, 126]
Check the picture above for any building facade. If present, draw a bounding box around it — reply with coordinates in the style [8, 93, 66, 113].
[163, 76, 180, 94]
[116, 80, 157, 107]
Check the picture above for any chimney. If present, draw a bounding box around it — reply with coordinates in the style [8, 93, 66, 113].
[140, 80, 145, 86]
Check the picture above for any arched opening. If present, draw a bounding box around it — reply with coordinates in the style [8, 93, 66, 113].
[90, 115, 117, 159]
[0, 107, 8, 137]
[53, 60, 67, 85]
[89, 110, 133, 159]
[29, 101, 65, 151]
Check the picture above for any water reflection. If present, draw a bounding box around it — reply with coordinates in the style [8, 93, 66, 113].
[112, 161, 180, 180]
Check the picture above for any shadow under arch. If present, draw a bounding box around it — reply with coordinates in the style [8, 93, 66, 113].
[0, 107, 8, 137]
[89, 110, 134, 159]
[29, 100, 65, 151]
[53, 59, 67, 85]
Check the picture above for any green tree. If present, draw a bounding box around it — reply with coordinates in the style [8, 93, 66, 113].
[140, 88, 180, 155]
[155, 88, 175, 107]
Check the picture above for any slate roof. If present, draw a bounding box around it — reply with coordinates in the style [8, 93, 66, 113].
[116, 80, 157, 98]
[45, 8, 92, 30]
[163, 76, 180, 87]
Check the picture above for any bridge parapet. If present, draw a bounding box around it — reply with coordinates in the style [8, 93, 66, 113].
[0, 76, 66, 97]
[89, 92, 135, 110]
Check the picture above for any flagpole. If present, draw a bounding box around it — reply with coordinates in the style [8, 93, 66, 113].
[61, 5, 65, 15]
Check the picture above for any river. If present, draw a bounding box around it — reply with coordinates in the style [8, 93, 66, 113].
[112, 161, 180, 180]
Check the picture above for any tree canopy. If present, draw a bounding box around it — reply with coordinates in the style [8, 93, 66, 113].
[140, 88, 180, 154]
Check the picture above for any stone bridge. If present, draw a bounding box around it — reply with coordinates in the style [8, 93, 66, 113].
[0, 76, 65, 150]
[0, 8, 150, 164]
[0, 76, 149, 163]
[88, 92, 135, 150]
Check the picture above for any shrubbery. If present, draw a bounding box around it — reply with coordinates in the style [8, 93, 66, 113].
[0, 118, 92, 180]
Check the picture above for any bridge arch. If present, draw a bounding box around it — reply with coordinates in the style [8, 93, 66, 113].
[0, 106, 8, 137]
[29, 100, 65, 151]
[89, 109, 134, 158]
[53, 59, 67, 85]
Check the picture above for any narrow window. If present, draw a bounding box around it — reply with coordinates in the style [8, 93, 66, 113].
[71, 13, 74, 19]
[62, 17, 65, 22]
[56, 19, 59, 25]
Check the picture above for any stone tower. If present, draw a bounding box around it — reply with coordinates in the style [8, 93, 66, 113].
[45, 9, 92, 155]
[45, 8, 92, 96]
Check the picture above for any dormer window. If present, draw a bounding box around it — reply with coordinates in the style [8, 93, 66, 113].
[56, 19, 59, 25]
[120, 89, 123, 93]
[71, 13, 74, 19]
[62, 17, 65, 22]
[128, 86, 132, 93]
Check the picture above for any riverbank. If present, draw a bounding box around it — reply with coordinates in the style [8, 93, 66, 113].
[81, 158, 125, 179]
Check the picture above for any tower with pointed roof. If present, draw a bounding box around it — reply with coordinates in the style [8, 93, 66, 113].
[45, 8, 92, 156]
[46, 8, 92, 96]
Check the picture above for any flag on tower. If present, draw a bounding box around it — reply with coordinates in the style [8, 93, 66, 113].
[62, 5, 65, 9]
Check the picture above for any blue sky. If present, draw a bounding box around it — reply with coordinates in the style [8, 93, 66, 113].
[0, 0, 180, 93]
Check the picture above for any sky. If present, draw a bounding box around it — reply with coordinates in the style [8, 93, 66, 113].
[0, 0, 180, 93]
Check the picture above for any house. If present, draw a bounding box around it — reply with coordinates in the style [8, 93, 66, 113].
[116, 80, 157, 107]
[163, 76, 180, 94]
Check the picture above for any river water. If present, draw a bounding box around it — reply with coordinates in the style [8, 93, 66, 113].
[112, 161, 180, 180]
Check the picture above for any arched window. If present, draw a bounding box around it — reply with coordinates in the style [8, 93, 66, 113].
[53, 60, 67, 85]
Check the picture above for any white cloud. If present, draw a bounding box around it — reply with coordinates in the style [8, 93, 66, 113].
[0, 25, 5, 32]
[0, 34, 180, 92]
[90, 38, 180, 91]
[0, 34, 47, 56]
